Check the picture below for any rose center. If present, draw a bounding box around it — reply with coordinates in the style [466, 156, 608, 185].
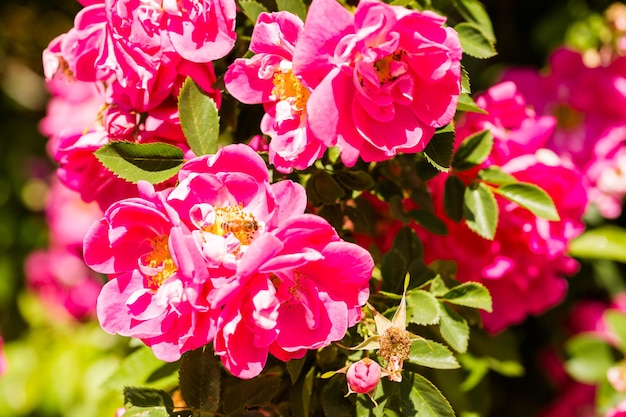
[271, 68, 310, 112]
[144, 235, 177, 290]
[373, 50, 407, 85]
[210, 204, 259, 246]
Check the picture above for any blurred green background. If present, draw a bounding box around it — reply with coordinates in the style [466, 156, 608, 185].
[0, 0, 620, 416]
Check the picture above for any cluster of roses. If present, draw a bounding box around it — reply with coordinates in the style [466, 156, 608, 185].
[37, 0, 466, 379]
[33, 0, 626, 391]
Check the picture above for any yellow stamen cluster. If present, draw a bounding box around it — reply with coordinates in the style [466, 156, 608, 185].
[272, 70, 310, 112]
[209, 204, 259, 246]
[144, 235, 177, 290]
[373, 50, 406, 84]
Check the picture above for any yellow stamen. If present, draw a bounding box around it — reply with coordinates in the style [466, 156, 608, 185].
[272, 70, 310, 112]
[144, 235, 177, 290]
[209, 204, 259, 246]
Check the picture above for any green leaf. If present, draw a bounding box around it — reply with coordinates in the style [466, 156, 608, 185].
[238, 0, 269, 23]
[178, 77, 220, 156]
[494, 182, 560, 221]
[463, 182, 498, 240]
[123, 387, 174, 411]
[427, 275, 450, 297]
[456, 93, 487, 114]
[321, 375, 353, 417]
[104, 346, 175, 391]
[409, 340, 460, 369]
[453, 0, 496, 42]
[439, 303, 470, 353]
[451, 130, 494, 172]
[178, 345, 221, 413]
[122, 406, 170, 417]
[291, 365, 316, 417]
[334, 170, 375, 191]
[381, 249, 408, 293]
[287, 357, 307, 384]
[458, 354, 490, 392]
[443, 282, 492, 312]
[477, 166, 518, 185]
[392, 227, 424, 264]
[222, 374, 282, 415]
[605, 310, 626, 353]
[407, 290, 441, 325]
[95, 141, 184, 184]
[461, 67, 471, 95]
[568, 225, 626, 263]
[307, 171, 346, 204]
[564, 334, 614, 384]
[276, 0, 307, 20]
[455, 21, 497, 59]
[408, 209, 448, 236]
[444, 175, 466, 222]
[423, 125, 455, 172]
[399, 373, 456, 417]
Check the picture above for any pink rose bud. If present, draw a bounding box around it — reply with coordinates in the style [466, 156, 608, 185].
[346, 358, 381, 394]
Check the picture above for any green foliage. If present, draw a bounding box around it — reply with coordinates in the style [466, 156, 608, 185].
[237, 0, 269, 23]
[178, 346, 221, 413]
[95, 141, 184, 184]
[178, 77, 220, 156]
[456, 93, 487, 114]
[564, 334, 615, 384]
[407, 289, 441, 325]
[439, 303, 470, 353]
[568, 225, 626, 263]
[455, 22, 497, 59]
[451, 130, 494, 172]
[409, 340, 460, 369]
[463, 182, 498, 240]
[444, 175, 466, 222]
[493, 182, 560, 221]
[276, 0, 307, 20]
[424, 124, 456, 172]
[442, 282, 492, 312]
[399, 373, 456, 417]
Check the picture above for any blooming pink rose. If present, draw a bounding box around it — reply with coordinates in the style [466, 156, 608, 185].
[97, 0, 234, 110]
[85, 144, 373, 375]
[225, 12, 326, 173]
[292, 0, 462, 165]
[213, 215, 373, 378]
[501, 48, 626, 218]
[346, 358, 381, 394]
[419, 82, 587, 333]
[42, 4, 109, 83]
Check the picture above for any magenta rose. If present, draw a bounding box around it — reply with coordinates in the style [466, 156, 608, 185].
[292, 0, 462, 165]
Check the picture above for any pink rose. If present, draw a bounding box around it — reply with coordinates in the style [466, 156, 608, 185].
[84, 144, 373, 376]
[346, 358, 381, 394]
[502, 48, 626, 218]
[419, 82, 588, 333]
[225, 12, 326, 173]
[293, 0, 462, 165]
